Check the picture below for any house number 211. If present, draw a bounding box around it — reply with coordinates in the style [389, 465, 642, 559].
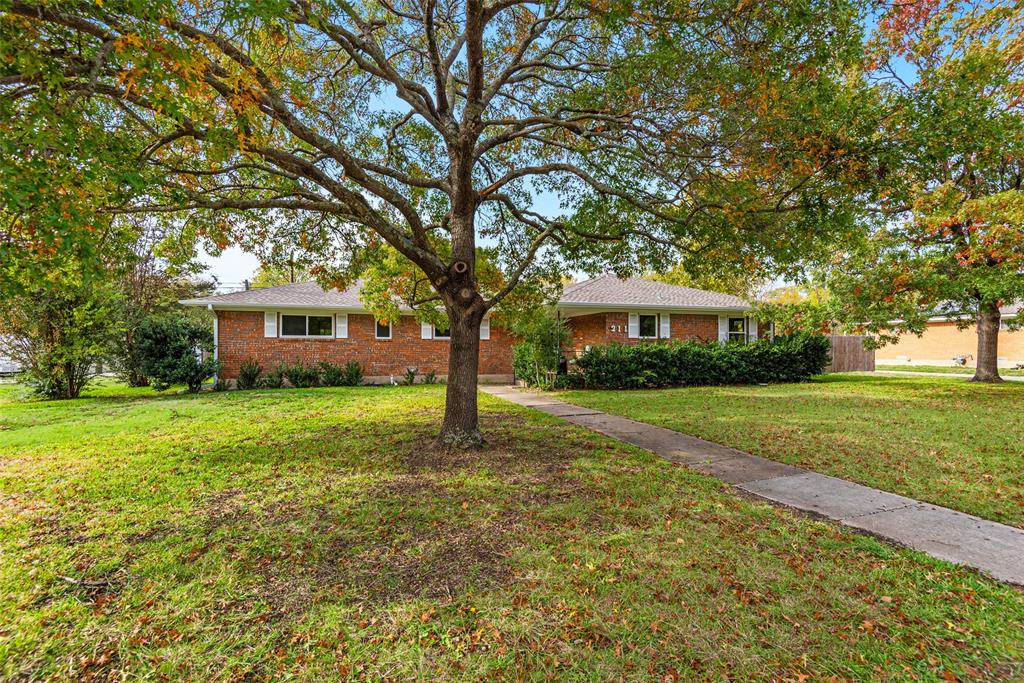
[609, 324, 624, 333]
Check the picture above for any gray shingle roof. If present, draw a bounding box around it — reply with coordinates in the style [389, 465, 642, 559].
[181, 281, 371, 309]
[931, 300, 1021, 318]
[182, 274, 751, 312]
[558, 275, 750, 310]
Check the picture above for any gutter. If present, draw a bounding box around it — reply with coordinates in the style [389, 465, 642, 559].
[556, 302, 752, 314]
[180, 299, 754, 315]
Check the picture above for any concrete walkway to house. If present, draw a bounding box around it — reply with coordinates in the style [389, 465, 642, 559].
[482, 385, 1024, 585]
[873, 370, 1024, 382]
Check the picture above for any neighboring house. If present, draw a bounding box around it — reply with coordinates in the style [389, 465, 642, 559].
[877, 302, 1023, 367]
[181, 275, 759, 383]
[0, 355, 21, 377]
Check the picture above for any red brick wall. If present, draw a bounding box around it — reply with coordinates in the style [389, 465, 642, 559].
[565, 312, 721, 354]
[673, 313, 719, 341]
[215, 311, 514, 380]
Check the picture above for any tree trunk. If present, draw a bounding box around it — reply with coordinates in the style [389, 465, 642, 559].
[438, 303, 484, 449]
[972, 300, 1003, 383]
[438, 305, 485, 448]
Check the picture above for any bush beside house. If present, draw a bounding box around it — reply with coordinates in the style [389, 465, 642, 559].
[135, 315, 220, 392]
[234, 359, 364, 390]
[571, 333, 831, 389]
[511, 312, 569, 390]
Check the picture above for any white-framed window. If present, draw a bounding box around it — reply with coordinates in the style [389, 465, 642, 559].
[431, 323, 450, 339]
[375, 319, 392, 340]
[728, 317, 747, 343]
[628, 312, 669, 339]
[638, 313, 658, 339]
[280, 314, 334, 338]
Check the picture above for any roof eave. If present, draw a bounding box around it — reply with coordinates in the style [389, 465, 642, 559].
[179, 300, 414, 313]
[555, 301, 751, 313]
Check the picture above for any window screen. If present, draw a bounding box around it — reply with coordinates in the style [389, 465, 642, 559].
[281, 314, 307, 336]
[639, 314, 658, 338]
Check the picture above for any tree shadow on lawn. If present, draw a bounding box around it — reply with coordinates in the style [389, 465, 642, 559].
[182, 408, 605, 619]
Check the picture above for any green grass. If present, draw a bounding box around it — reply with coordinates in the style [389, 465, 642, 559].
[876, 364, 1024, 377]
[2, 383, 1023, 681]
[560, 374, 1024, 528]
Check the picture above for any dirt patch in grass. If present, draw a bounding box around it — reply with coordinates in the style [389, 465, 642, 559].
[200, 487, 247, 530]
[237, 477, 529, 616]
[216, 418, 601, 617]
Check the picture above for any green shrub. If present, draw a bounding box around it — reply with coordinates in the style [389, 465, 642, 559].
[572, 333, 831, 389]
[285, 361, 320, 388]
[510, 311, 569, 389]
[422, 370, 438, 385]
[318, 361, 345, 387]
[237, 358, 263, 390]
[135, 315, 221, 392]
[342, 361, 363, 386]
[318, 360, 363, 387]
[258, 363, 287, 389]
[403, 367, 418, 386]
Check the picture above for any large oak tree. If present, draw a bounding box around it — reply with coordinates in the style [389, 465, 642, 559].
[2, 0, 871, 445]
[826, 0, 1024, 382]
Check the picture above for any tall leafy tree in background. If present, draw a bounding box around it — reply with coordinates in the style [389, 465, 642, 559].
[111, 223, 214, 386]
[2, 0, 873, 446]
[827, 0, 1024, 382]
[646, 265, 768, 300]
[0, 266, 123, 398]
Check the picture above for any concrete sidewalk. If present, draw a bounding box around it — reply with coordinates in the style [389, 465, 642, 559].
[874, 370, 1024, 382]
[482, 385, 1024, 585]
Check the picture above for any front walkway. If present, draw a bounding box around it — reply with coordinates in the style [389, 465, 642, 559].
[482, 385, 1024, 585]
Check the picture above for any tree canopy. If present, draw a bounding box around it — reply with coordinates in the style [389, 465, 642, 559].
[825, 0, 1024, 381]
[2, 0, 875, 443]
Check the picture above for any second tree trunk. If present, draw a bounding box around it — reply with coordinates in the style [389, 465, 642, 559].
[972, 300, 1003, 383]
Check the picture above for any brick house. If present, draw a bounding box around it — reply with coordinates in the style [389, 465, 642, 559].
[876, 302, 1023, 368]
[181, 274, 757, 383]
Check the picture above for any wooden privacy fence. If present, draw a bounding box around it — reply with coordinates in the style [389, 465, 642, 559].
[825, 335, 875, 373]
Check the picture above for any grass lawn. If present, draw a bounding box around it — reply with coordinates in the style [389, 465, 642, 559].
[876, 364, 1024, 377]
[1, 383, 1023, 680]
[559, 374, 1024, 528]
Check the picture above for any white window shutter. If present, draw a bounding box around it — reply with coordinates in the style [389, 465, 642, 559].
[627, 313, 640, 339]
[336, 313, 348, 339]
[660, 313, 670, 339]
[747, 318, 758, 342]
[264, 311, 278, 338]
[480, 316, 490, 340]
[421, 321, 433, 339]
[718, 316, 729, 343]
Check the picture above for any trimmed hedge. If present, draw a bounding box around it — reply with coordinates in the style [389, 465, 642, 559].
[571, 333, 831, 389]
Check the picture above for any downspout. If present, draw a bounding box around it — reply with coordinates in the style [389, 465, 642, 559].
[557, 309, 566, 379]
[208, 304, 218, 384]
